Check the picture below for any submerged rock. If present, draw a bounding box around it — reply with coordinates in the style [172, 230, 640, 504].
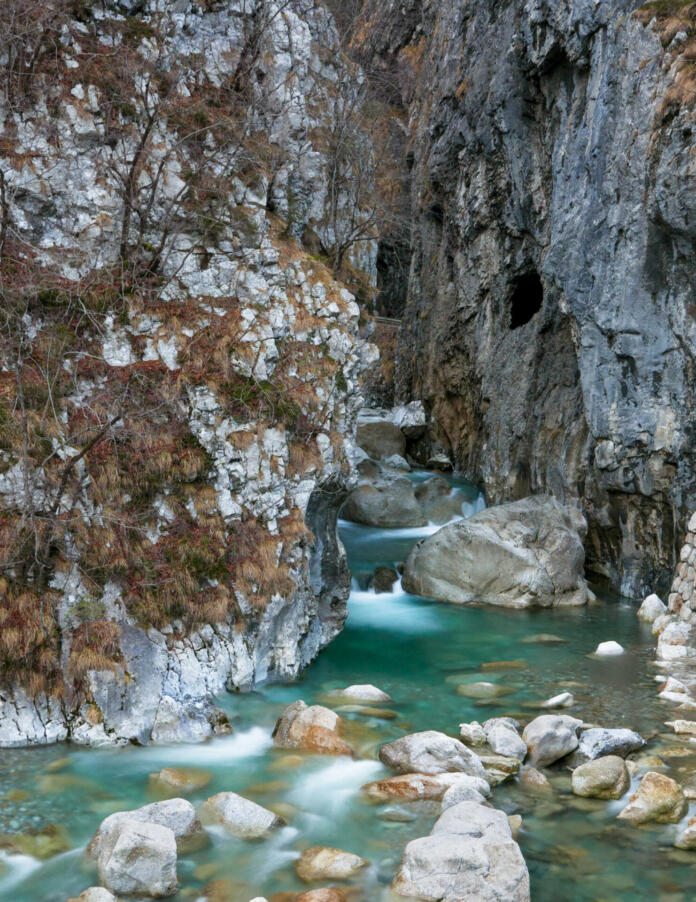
[273, 701, 354, 756]
[296, 890, 347, 902]
[88, 799, 205, 857]
[379, 731, 486, 778]
[295, 846, 369, 882]
[148, 767, 212, 796]
[97, 818, 178, 898]
[522, 715, 582, 767]
[571, 756, 629, 800]
[617, 772, 687, 825]
[674, 817, 696, 850]
[391, 801, 530, 901]
[519, 767, 552, 794]
[334, 685, 392, 703]
[402, 496, 589, 608]
[199, 792, 283, 839]
[457, 681, 513, 699]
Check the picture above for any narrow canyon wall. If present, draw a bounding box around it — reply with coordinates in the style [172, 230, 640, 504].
[360, 0, 696, 596]
[0, 0, 376, 745]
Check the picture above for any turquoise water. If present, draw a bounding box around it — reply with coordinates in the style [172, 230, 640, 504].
[1, 475, 695, 901]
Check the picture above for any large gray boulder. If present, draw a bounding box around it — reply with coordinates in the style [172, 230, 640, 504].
[88, 799, 205, 857]
[342, 474, 426, 528]
[379, 731, 487, 778]
[522, 715, 583, 767]
[571, 756, 629, 800]
[96, 818, 178, 898]
[617, 772, 687, 825]
[402, 496, 589, 607]
[355, 417, 407, 460]
[392, 801, 530, 901]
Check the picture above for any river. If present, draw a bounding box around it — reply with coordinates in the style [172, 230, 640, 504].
[1, 473, 693, 901]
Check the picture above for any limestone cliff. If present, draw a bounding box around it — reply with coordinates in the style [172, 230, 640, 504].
[0, 0, 376, 745]
[359, 0, 696, 596]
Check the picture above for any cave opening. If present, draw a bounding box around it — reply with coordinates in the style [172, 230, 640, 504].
[509, 272, 544, 329]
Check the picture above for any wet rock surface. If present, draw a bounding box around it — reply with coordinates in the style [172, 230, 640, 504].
[379, 731, 487, 778]
[402, 497, 589, 608]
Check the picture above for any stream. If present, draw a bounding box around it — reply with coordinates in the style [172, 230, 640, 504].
[1, 472, 695, 901]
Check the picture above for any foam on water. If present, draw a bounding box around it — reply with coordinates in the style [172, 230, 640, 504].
[0, 853, 42, 894]
[288, 757, 384, 817]
[347, 580, 445, 633]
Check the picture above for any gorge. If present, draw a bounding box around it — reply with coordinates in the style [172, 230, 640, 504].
[2, 1, 696, 901]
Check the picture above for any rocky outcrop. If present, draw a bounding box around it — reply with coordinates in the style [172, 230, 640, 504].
[0, 0, 376, 746]
[357, 0, 696, 596]
[402, 496, 590, 608]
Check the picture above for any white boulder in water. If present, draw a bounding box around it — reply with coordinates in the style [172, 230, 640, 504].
[483, 718, 527, 761]
[336, 684, 392, 703]
[638, 593, 666, 623]
[617, 771, 687, 824]
[402, 496, 590, 608]
[572, 727, 645, 763]
[69, 890, 118, 902]
[295, 845, 370, 881]
[199, 792, 284, 838]
[97, 818, 178, 898]
[593, 641, 625, 656]
[540, 691, 574, 709]
[391, 801, 530, 901]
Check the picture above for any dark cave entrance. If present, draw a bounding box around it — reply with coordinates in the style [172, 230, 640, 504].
[509, 272, 544, 329]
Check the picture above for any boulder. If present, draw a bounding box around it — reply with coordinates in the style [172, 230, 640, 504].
[638, 594, 667, 624]
[150, 696, 230, 744]
[342, 477, 426, 528]
[519, 767, 552, 794]
[199, 792, 284, 838]
[334, 684, 392, 704]
[483, 718, 527, 761]
[391, 401, 427, 438]
[383, 453, 411, 471]
[571, 727, 645, 763]
[68, 890, 117, 902]
[674, 816, 696, 850]
[296, 891, 347, 902]
[369, 566, 398, 593]
[402, 496, 589, 608]
[522, 715, 583, 766]
[441, 777, 491, 808]
[457, 681, 512, 699]
[571, 756, 629, 799]
[88, 799, 205, 857]
[379, 731, 487, 778]
[540, 692, 574, 709]
[617, 772, 687, 824]
[391, 801, 530, 901]
[97, 818, 178, 898]
[592, 641, 624, 656]
[479, 754, 521, 785]
[295, 846, 369, 882]
[459, 721, 486, 746]
[355, 418, 406, 460]
[148, 767, 211, 796]
[273, 701, 354, 756]
[362, 772, 489, 803]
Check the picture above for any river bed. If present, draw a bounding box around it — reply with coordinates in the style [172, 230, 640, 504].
[1, 474, 694, 901]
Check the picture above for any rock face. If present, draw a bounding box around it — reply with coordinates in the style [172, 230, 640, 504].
[379, 731, 487, 778]
[357, 0, 696, 596]
[96, 819, 178, 898]
[617, 772, 687, 825]
[571, 756, 629, 800]
[402, 497, 589, 608]
[392, 801, 530, 902]
[0, 0, 375, 747]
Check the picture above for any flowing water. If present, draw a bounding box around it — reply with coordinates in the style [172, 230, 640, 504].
[2, 473, 695, 901]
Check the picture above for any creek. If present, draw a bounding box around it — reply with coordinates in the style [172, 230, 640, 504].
[0, 473, 693, 901]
